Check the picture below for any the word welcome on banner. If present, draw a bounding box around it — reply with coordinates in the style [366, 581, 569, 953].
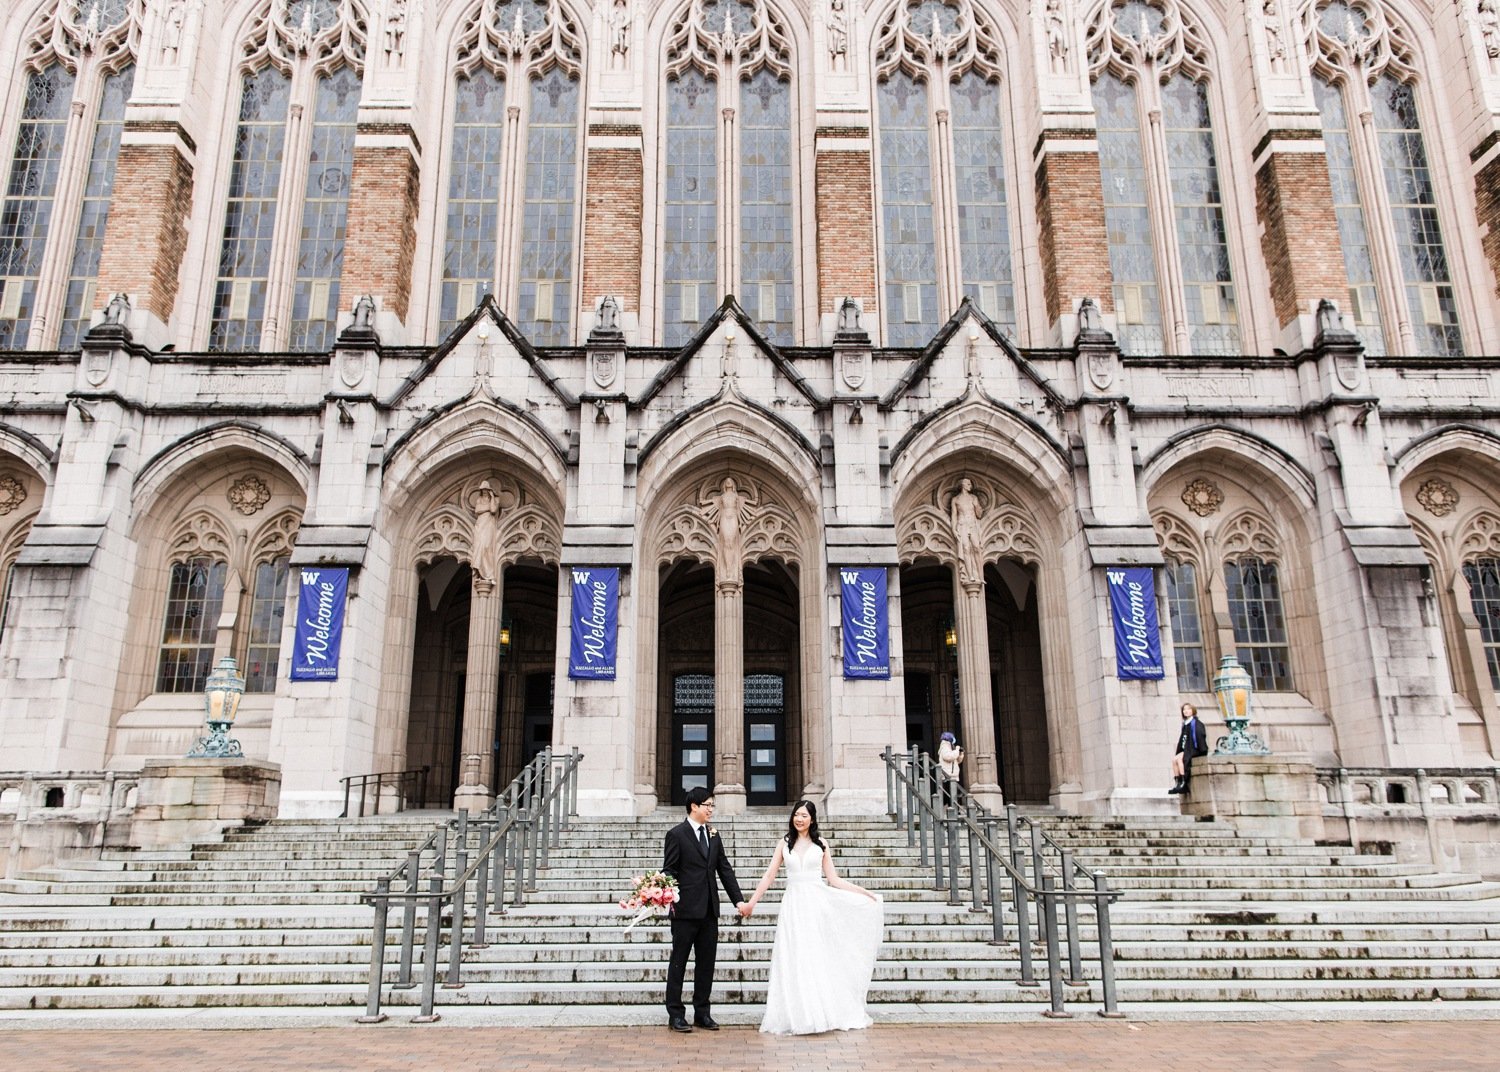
[1107, 566, 1164, 680]
[840, 567, 890, 679]
[569, 567, 618, 680]
[290, 567, 348, 681]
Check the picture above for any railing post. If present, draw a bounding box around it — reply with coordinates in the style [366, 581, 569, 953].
[413, 875, 444, 1023]
[1039, 876, 1071, 1018]
[984, 821, 1004, 944]
[569, 748, 582, 818]
[882, 747, 893, 815]
[358, 777, 369, 820]
[341, 777, 352, 819]
[1093, 873, 1123, 1018]
[1029, 825, 1047, 894]
[930, 784, 946, 890]
[945, 807, 962, 906]
[1061, 850, 1084, 986]
[443, 834, 468, 990]
[473, 822, 491, 949]
[1012, 848, 1035, 987]
[357, 879, 391, 1023]
[966, 808, 984, 911]
[395, 851, 421, 989]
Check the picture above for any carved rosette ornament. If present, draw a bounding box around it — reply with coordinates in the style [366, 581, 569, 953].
[0, 475, 28, 516]
[1181, 477, 1223, 517]
[227, 474, 273, 516]
[1416, 478, 1460, 518]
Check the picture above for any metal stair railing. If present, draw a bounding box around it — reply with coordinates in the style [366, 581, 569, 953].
[357, 747, 584, 1023]
[339, 765, 431, 818]
[881, 745, 1121, 1018]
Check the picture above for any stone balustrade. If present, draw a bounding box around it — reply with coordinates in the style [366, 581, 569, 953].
[0, 770, 140, 877]
[1318, 767, 1500, 878]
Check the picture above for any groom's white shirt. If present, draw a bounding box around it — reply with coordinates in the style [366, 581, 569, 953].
[686, 817, 707, 839]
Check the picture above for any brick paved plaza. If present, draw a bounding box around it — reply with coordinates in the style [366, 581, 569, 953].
[3, 1022, 1499, 1072]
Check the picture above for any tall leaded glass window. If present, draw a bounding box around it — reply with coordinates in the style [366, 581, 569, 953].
[156, 557, 229, 694]
[1305, 1, 1463, 355]
[209, 1, 366, 352]
[1224, 556, 1293, 691]
[662, 0, 796, 345]
[1089, 0, 1239, 355]
[441, 0, 582, 343]
[1461, 558, 1500, 690]
[874, 1, 1015, 346]
[663, 71, 717, 345]
[1164, 560, 1207, 690]
[0, 66, 75, 349]
[245, 555, 291, 692]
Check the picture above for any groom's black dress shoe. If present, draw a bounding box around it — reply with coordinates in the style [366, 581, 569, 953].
[669, 1016, 693, 1033]
[693, 1015, 720, 1031]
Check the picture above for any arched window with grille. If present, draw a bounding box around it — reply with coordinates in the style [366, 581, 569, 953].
[0, 1, 140, 350]
[1164, 558, 1207, 689]
[208, 0, 366, 353]
[1085, 0, 1239, 356]
[156, 555, 230, 693]
[660, 0, 797, 346]
[872, 0, 1016, 347]
[1224, 555, 1293, 691]
[439, 0, 584, 343]
[1302, 1, 1462, 356]
[1461, 557, 1500, 689]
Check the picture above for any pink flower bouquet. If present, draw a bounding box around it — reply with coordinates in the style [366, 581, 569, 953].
[618, 870, 680, 931]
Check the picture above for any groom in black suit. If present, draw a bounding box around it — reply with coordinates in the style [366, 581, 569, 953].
[662, 786, 750, 1033]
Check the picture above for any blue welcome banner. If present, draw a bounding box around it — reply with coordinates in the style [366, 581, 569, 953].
[568, 567, 618, 680]
[290, 567, 348, 681]
[840, 567, 890, 679]
[1107, 566, 1165, 680]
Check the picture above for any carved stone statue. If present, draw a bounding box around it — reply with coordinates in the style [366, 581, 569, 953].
[1046, 0, 1069, 75]
[161, 0, 186, 62]
[950, 478, 985, 584]
[1316, 297, 1348, 339]
[104, 292, 130, 326]
[1480, 0, 1500, 61]
[1077, 296, 1103, 334]
[610, 0, 631, 69]
[353, 294, 376, 330]
[385, 0, 408, 62]
[704, 477, 750, 587]
[836, 296, 865, 337]
[468, 480, 504, 585]
[828, 0, 849, 71]
[597, 295, 621, 333]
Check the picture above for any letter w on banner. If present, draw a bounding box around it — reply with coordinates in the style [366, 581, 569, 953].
[290, 567, 349, 681]
[1106, 566, 1165, 680]
[840, 566, 890, 679]
[569, 567, 618, 680]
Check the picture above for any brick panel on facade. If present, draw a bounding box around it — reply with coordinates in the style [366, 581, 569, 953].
[1035, 150, 1112, 323]
[1255, 152, 1347, 327]
[1478, 153, 1500, 301]
[815, 146, 876, 317]
[581, 142, 644, 312]
[95, 143, 193, 323]
[341, 144, 420, 324]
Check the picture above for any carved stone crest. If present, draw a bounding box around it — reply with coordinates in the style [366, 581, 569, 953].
[0, 474, 27, 515]
[1087, 350, 1114, 391]
[1416, 478, 1460, 518]
[1181, 478, 1224, 518]
[340, 350, 365, 388]
[592, 350, 618, 390]
[840, 350, 867, 390]
[227, 474, 272, 516]
[83, 347, 111, 387]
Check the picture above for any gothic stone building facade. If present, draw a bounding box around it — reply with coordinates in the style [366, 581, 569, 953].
[1, 0, 1499, 819]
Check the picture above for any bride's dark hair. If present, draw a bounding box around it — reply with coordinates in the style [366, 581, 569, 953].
[784, 799, 827, 853]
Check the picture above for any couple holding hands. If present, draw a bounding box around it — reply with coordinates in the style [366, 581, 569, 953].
[661, 786, 884, 1036]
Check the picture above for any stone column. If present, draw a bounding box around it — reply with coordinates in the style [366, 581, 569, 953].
[952, 571, 1003, 810]
[454, 572, 503, 812]
[713, 575, 747, 815]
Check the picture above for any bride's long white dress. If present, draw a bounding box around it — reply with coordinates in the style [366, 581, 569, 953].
[759, 842, 884, 1035]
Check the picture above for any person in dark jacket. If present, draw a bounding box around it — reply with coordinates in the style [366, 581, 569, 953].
[1168, 702, 1209, 795]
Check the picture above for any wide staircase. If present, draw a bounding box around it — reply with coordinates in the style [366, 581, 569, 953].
[2, 809, 1500, 1021]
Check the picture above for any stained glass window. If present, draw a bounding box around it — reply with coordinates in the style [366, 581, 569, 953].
[156, 557, 229, 693]
[951, 73, 1014, 333]
[1313, 76, 1385, 355]
[55, 66, 134, 350]
[1163, 78, 1239, 355]
[0, 66, 75, 349]
[1093, 72, 1162, 356]
[209, 68, 291, 352]
[288, 67, 359, 352]
[245, 556, 290, 692]
[518, 69, 579, 345]
[1224, 557, 1293, 691]
[1372, 76, 1461, 356]
[1164, 560, 1207, 690]
[877, 73, 937, 347]
[441, 71, 504, 337]
[1462, 559, 1500, 689]
[739, 71, 793, 344]
[663, 71, 718, 346]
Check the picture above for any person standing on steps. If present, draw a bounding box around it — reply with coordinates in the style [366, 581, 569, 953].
[662, 787, 751, 1033]
[937, 731, 964, 807]
[1169, 702, 1209, 795]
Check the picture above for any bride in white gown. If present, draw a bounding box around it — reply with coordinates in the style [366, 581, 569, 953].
[747, 800, 883, 1035]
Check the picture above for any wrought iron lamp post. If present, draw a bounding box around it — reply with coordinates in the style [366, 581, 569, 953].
[188, 656, 246, 758]
[1211, 654, 1270, 755]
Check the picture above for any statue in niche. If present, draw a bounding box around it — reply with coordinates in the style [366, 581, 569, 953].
[161, 0, 186, 62]
[352, 294, 376, 330]
[1479, 0, 1500, 62]
[828, 0, 849, 71]
[467, 480, 505, 586]
[1262, 0, 1288, 73]
[950, 478, 985, 585]
[385, 0, 408, 63]
[597, 295, 621, 333]
[104, 292, 130, 326]
[702, 477, 751, 587]
[610, 0, 631, 69]
[1046, 0, 1069, 75]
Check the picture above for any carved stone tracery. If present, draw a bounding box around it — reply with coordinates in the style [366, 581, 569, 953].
[1297, 0, 1416, 83]
[1084, 0, 1211, 82]
[241, 0, 369, 77]
[897, 475, 1043, 579]
[455, 0, 583, 79]
[412, 473, 561, 576]
[656, 474, 804, 581]
[874, 0, 1004, 83]
[168, 510, 234, 563]
[666, 0, 791, 80]
[1218, 510, 1281, 561]
[24, 0, 143, 74]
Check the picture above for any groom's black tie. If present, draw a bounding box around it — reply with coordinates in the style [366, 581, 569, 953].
[698, 825, 710, 858]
